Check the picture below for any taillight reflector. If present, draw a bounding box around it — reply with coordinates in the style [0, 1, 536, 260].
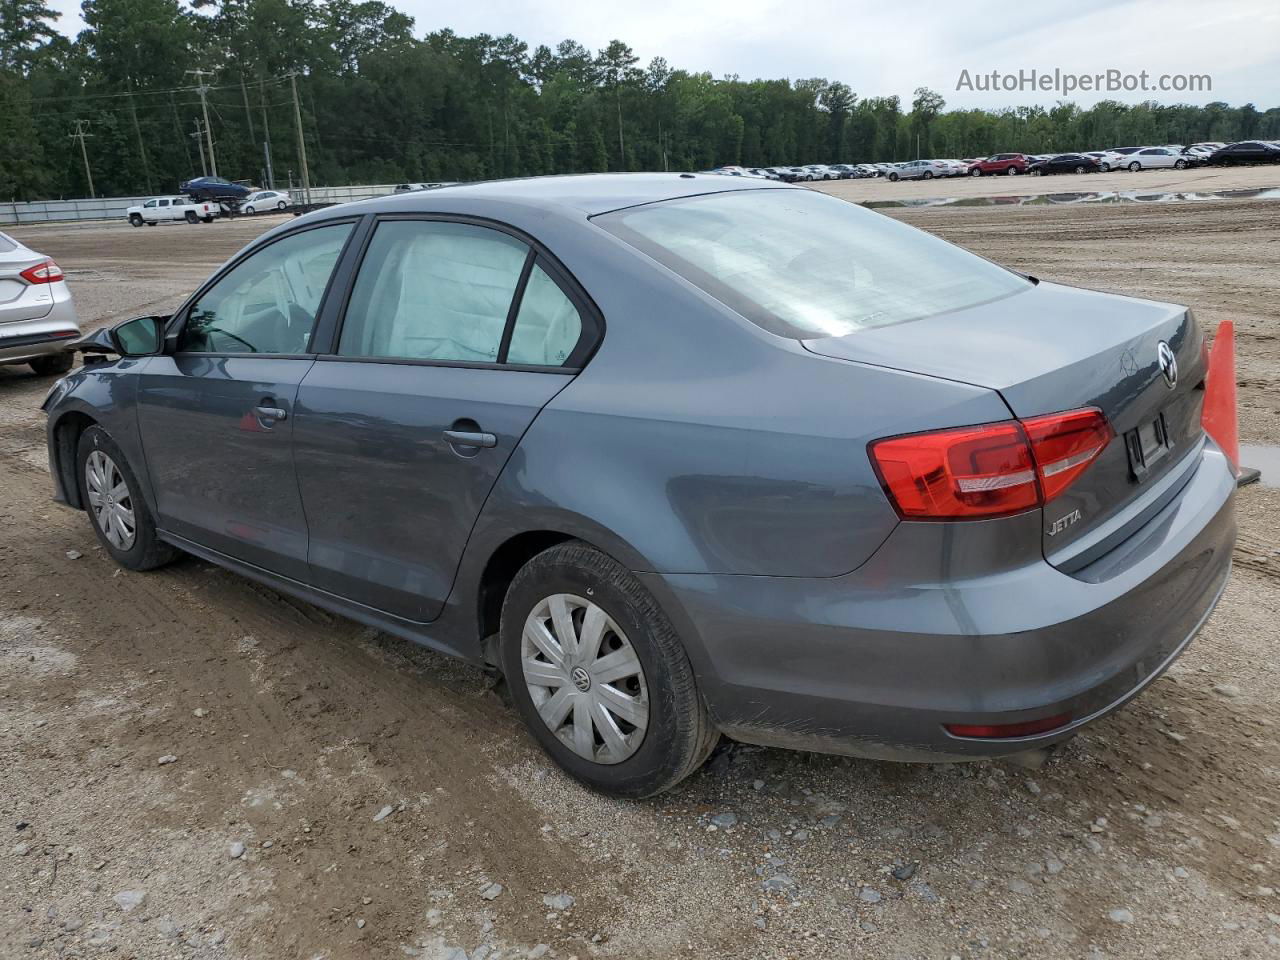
[945, 712, 1073, 739]
[870, 408, 1111, 520]
[19, 259, 65, 284]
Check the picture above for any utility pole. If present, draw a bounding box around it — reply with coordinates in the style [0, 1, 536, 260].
[289, 73, 311, 206]
[191, 118, 208, 177]
[70, 120, 95, 198]
[186, 68, 217, 177]
[259, 76, 275, 189]
[125, 79, 153, 194]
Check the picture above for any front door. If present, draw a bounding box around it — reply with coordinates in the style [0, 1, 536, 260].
[292, 218, 592, 621]
[136, 221, 355, 579]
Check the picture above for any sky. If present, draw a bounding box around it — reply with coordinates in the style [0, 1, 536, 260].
[48, 0, 1280, 110]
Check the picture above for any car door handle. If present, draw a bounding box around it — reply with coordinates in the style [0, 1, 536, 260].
[256, 405, 287, 421]
[443, 429, 496, 448]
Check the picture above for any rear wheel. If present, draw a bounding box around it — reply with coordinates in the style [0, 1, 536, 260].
[500, 542, 717, 798]
[1100, 162, 1111, 172]
[184, 210, 198, 223]
[1175, 158, 1187, 169]
[888, 172, 899, 182]
[922, 171, 933, 180]
[29, 352, 73, 376]
[1074, 165, 1086, 174]
[276, 200, 287, 210]
[76, 426, 178, 572]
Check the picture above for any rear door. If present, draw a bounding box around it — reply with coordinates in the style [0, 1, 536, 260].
[292, 217, 598, 622]
[136, 220, 356, 578]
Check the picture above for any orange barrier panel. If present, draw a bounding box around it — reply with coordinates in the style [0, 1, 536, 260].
[1201, 319, 1239, 474]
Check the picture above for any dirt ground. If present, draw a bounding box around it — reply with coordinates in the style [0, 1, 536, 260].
[3, 197, 1280, 960]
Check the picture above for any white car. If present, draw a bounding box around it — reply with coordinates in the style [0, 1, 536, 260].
[241, 190, 291, 214]
[126, 196, 219, 227]
[884, 159, 949, 181]
[1122, 147, 1194, 171]
[935, 159, 969, 177]
[803, 164, 836, 181]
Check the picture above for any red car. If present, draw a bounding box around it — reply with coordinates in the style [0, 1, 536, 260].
[967, 153, 1030, 176]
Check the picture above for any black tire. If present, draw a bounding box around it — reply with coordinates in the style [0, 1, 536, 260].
[888, 172, 899, 182]
[129, 214, 143, 227]
[202, 216, 214, 223]
[922, 171, 933, 180]
[1175, 159, 1187, 169]
[1074, 165, 1086, 174]
[29, 352, 73, 376]
[184, 210, 198, 223]
[1129, 161, 1141, 172]
[1029, 168, 1042, 176]
[1100, 162, 1111, 172]
[499, 541, 717, 798]
[970, 167, 982, 176]
[75, 425, 179, 572]
[276, 200, 287, 210]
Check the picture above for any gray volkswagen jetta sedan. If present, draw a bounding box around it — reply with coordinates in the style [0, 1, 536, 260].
[43, 174, 1235, 797]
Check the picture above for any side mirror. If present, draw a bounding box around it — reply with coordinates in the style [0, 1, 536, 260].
[76, 316, 167, 357]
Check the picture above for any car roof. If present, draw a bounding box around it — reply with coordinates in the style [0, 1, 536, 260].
[311, 173, 793, 220]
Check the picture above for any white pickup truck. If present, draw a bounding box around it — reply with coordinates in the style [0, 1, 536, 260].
[125, 196, 220, 227]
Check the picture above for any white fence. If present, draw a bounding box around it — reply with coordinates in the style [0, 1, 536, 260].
[0, 184, 402, 226]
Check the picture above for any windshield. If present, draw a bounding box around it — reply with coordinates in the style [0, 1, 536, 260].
[596, 189, 1030, 339]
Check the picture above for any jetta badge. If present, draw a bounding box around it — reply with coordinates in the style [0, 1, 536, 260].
[1157, 341, 1178, 389]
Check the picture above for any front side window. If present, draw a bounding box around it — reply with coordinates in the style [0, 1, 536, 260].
[144, 199, 157, 208]
[598, 189, 1030, 340]
[338, 220, 528, 363]
[180, 223, 352, 354]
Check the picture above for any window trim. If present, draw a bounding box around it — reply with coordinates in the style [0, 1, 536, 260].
[165, 217, 363, 359]
[321, 212, 603, 373]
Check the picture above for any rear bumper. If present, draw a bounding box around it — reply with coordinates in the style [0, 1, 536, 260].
[643, 441, 1236, 761]
[0, 295, 81, 364]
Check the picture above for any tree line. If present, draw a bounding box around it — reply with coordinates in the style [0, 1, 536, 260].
[2, 0, 1279, 201]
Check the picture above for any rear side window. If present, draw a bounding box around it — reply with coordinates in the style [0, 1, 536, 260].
[598, 189, 1030, 339]
[506, 264, 583, 366]
[339, 221, 527, 363]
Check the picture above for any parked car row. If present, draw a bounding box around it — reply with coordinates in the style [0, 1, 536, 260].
[710, 140, 1280, 186]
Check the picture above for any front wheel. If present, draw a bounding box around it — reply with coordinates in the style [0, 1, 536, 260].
[129, 214, 143, 227]
[76, 426, 178, 571]
[887, 172, 899, 181]
[1006, 166, 1019, 175]
[500, 542, 717, 798]
[1175, 159, 1187, 169]
[277, 200, 287, 210]
[1074, 165, 1086, 174]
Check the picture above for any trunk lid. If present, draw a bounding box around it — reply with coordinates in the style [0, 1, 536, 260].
[803, 281, 1207, 559]
[0, 246, 56, 323]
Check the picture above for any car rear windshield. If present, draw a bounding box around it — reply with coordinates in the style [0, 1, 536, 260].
[596, 189, 1029, 339]
[0, 232, 17, 253]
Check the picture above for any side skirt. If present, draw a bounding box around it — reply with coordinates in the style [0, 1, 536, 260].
[157, 530, 478, 663]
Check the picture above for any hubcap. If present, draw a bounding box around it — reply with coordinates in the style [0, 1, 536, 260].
[85, 450, 136, 550]
[520, 593, 649, 765]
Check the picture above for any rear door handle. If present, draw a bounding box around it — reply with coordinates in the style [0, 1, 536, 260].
[256, 405, 287, 421]
[443, 430, 496, 448]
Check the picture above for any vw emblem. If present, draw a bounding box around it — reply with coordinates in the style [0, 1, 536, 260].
[1157, 341, 1177, 389]
[570, 666, 592, 692]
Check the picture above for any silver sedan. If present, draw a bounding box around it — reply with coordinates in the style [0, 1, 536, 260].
[0, 231, 81, 375]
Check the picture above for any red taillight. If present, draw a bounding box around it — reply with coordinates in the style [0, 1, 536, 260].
[19, 259, 64, 284]
[1022, 409, 1113, 502]
[870, 408, 1111, 520]
[945, 712, 1072, 739]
